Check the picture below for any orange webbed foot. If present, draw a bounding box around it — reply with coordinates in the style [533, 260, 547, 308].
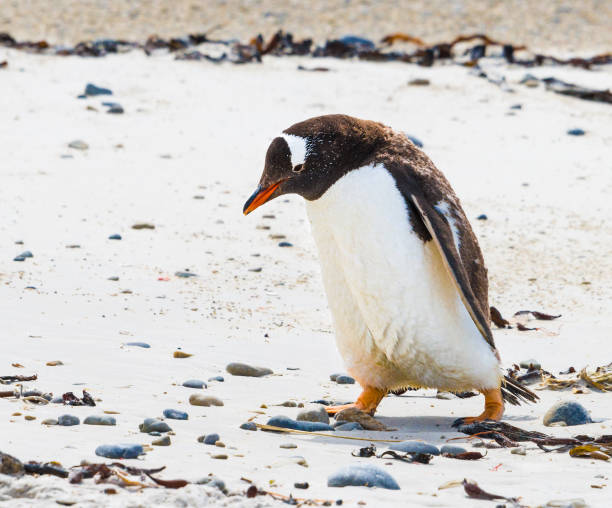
[452, 387, 504, 427]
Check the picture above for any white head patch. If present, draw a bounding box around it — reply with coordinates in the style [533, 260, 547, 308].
[282, 134, 308, 167]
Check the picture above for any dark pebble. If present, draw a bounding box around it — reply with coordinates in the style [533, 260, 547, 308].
[50, 396, 63, 404]
[13, 256, 25, 262]
[95, 444, 143, 459]
[266, 415, 334, 432]
[543, 401, 593, 426]
[57, 414, 80, 426]
[440, 445, 467, 456]
[203, 433, 220, 445]
[182, 379, 206, 389]
[335, 375, 355, 385]
[278, 241, 293, 247]
[163, 409, 188, 420]
[510, 104, 523, 110]
[240, 422, 257, 431]
[226, 362, 272, 377]
[139, 418, 172, 433]
[85, 83, 112, 96]
[19, 251, 33, 258]
[83, 415, 116, 426]
[338, 35, 375, 49]
[389, 441, 440, 455]
[125, 341, 150, 348]
[328, 464, 400, 490]
[477, 214, 488, 220]
[567, 128, 586, 136]
[208, 376, 224, 382]
[175, 271, 198, 278]
[294, 482, 309, 489]
[334, 422, 363, 431]
[108, 234, 122, 240]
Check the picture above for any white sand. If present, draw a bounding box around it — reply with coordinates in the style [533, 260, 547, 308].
[0, 48, 611, 507]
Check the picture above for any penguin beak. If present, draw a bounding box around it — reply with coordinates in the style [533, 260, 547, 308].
[243, 181, 283, 215]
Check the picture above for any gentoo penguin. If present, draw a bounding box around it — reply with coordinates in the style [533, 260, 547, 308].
[243, 114, 536, 423]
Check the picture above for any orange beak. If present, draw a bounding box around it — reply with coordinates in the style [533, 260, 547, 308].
[243, 181, 283, 215]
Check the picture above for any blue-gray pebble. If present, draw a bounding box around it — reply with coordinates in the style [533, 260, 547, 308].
[389, 441, 440, 455]
[95, 444, 143, 459]
[108, 234, 122, 240]
[58, 414, 80, 426]
[543, 401, 593, 426]
[125, 341, 150, 348]
[328, 464, 400, 490]
[163, 409, 188, 420]
[208, 376, 224, 382]
[267, 415, 333, 432]
[139, 418, 172, 433]
[183, 379, 206, 389]
[240, 422, 257, 431]
[84, 415, 116, 426]
[19, 251, 33, 258]
[336, 375, 355, 385]
[567, 128, 585, 136]
[203, 433, 220, 445]
[334, 422, 363, 431]
[85, 83, 112, 96]
[440, 445, 467, 456]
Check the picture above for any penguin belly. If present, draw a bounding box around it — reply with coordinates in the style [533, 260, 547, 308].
[305, 163, 501, 392]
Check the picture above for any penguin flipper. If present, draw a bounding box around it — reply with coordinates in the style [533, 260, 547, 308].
[409, 194, 496, 351]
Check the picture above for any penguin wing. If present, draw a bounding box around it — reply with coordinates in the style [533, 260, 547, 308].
[409, 194, 496, 350]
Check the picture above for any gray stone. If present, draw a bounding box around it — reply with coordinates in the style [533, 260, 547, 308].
[83, 415, 116, 426]
[543, 401, 592, 426]
[163, 409, 188, 420]
[280, 443, 297, 449]
[389, 441, 440, 455]
[41, 418, 58, 425]
[440, 445, 467, 456]
[152, 436, 171, 446]
[95, 444, 143, 459]
[297, 405, 329, 424]
[328, 464, 400, 490]
[139, 418, 172, 433]
[335, 375, 355, 385]
[0, 451, 24, 475]
[567, 128, 585, 136]
[85, 83, 112, 96]
[182, 379, 206, 389]
[208, 376, 224, 382]
[108, 234, 122, 240]
[266, 415, 333, 432]
[226, 362, 273, 377]
[68, 140, 88, 150]
[203, 433, 220, 445]
[19, 251, 33, 258]
[125, 341, 150, 348]
[240, 422, 257, 431]
[189, 394, 223, 407]
[57, 414, 80, 426]
[334, 422, 364, 431]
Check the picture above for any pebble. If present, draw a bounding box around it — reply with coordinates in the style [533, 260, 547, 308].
[108, 276, 120, 281]
[182, 379, 206, 389]
[511, 446, 527, 455]
[203, 433, 220, 445]
[68, 140, 89, 150]
[163, 409, 188, 420]
[139, 418, 172, 433]
[567, 128, 586, 136]
[519, 359, 541, 370]
[22, 389, 42, 397]
[175, 271, 197, 278]
[440, 445, 467, 456]
[196, 476, 226, 492]
[278, 241, 293, 247]
[335, 375, 355, 385]
[280, 401, 297, 407]
[543, 401, 593, 426]
[0, 451, 23, 475]
[85, 83, 112, 96]
[334, 422, 363, 431]
[510, 103, 523, 110]
[240, 422, 257, 431]
[83, 415, 116, 426]
[132, 223, 155, 230]
[215, 441, 225, 448]
[18, 250, 33, 258]
[334, 407, 388, 431]
[24, 415, 36, 421]
[152, 436, 171, 446]
[280, 443, 297, 449]
[95, 444, 143, 459]
[339, 35, 375, 49]
[46, 360, 64, 366]
[189, 394, 224, 407]
[328, 464, 400, 490]
[405, 135, 424, 148]
[329, 373, 342, 382]
[477, 213, 488, 220]
[294, 482, 309, 489]
[50, 396, 63, 404]
[57, 415, 80, 426]
[13, 255, 25, 261]
[108, 234, 122, 240]
[125, 341, 150, 348]
[226, 362, 273, 377]
[211, 454, 228, 460]
[408, 78, 430, 86]
[266, 415, 334, 432]
[297, 405, 330, 424]
[105, 103, 124, 114]
[208, 376, 224, 382]
[173, 351, 193, 358]
[389, 441, 440, 455]
[41, 418, 58, 425]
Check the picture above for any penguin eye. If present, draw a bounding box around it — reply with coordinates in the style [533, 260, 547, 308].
[292, 164, 305, 173]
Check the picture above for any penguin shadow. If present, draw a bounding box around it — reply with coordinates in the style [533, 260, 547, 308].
[375, 415, 458, 433]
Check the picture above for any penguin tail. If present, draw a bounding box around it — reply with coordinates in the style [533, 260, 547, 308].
[501, 374, 539, 406]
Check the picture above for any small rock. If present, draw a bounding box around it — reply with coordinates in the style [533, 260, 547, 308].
[57, 415, 80, 426]
[405, 135, 424, 148]
[24, 415, 36, 421]
[408, 78, 430, 86]
[477, 214, 488, 220]
[125, 342, 150, 348]
[266, 415, 333, 432]
[139, 418, 172, 433]
[440, 445, 467, 456]
[18, 251, 33, 258]
[280, 443, 297, 449]
[278, 241, 293, 247]
[543, 401, 592, 427]
[189, 394, 223, 407]
[329, 373, 342, 381]
[175, 271, 197, 278]
[226, 362, 272, 377]
[163, 409, 188, 420]
[46, 360, 63, 366]
[84, 415, 116, 426]
[215, 441, 225, 448]
[335, 407, 389, 431]
[13, 255, 25, 262]
[294, 482, 309, 489]
[182, 379, 206, 389]
[68, 140, 88, 150]
[334, 422, 364, 431]
[297, 405, 329, 424]
[280, 401, 297, 407]
[95, 444, 143, 459]
[511, 446, 527, 455]
[567, 128, 585, 136]
[240, 422, 257, 431]
[106, 104, 124, 114]
[510, 104, 523, 110]
[41, 418, 58, 425]
[132, 223, 155, 230]
[108, 234, 122, 240]
[203, 433, 220, 445]
[328, 464, 399, 490]
[389, 441, 440, 455]
[208, 376, 224, 382]
[211, 454, 227, 460]
[85, 83, 112, 96]
[0, 451, 24, 475]
[50, 396, 63, 404]
[173, 351, 193, 358]
[335, 375, 355, 385]
[108, 276, 119, 281]
[519, 359, 541, 370]
[152, 436, 171, 446]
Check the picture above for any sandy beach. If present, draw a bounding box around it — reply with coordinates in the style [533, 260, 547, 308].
[1, 19, 612, 508]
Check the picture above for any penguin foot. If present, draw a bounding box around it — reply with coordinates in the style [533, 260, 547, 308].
[451, 387, 504, 427]
[325, 386, 386, 416]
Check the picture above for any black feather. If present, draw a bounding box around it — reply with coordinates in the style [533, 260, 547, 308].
[501, 374, 539, 406]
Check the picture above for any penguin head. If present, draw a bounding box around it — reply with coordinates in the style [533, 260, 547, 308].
[243, 114, 387, 215]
